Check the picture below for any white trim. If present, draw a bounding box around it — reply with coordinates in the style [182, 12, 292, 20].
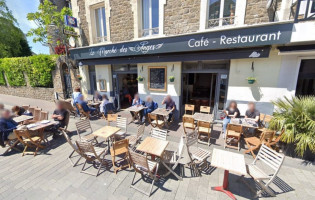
[278, 50, 315, 56]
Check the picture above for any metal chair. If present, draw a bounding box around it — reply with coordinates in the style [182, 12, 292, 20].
[126, 124, 145, 147]
[129, 150, 159, 196]
[75, 119, 98, 144]
[151, 128, 167, 141]
[76, 140, 108, 176]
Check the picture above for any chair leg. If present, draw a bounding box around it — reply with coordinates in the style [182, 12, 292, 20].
[256, 180, 276, 197]
[22, 146, 28, 156]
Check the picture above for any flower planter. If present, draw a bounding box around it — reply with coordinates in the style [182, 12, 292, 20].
[169, 78, 175, 82]
[248, 79, 255, 84]
[137, 77, 143, 82]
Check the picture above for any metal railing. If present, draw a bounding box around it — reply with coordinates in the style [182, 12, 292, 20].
[139, 27, 159, 37]
[207, 16, 236, 29]
[292, 0, 315, 22]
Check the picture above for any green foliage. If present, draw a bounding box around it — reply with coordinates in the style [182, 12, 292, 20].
[269, 96, 315, 157]
[0, 55, 57, 87]
[0, 57, 27, 86]
[27, 0, 75, 50]
[0, 0, 32, 58]
[27, 55, 57, 87]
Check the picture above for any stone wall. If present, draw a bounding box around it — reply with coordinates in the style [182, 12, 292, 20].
[109, 0, 134, 42]
[245, 0, 280, 25]
[164, 0, 200, 35]
[0, 86, 55, 101]
[77, 0, 90, 46]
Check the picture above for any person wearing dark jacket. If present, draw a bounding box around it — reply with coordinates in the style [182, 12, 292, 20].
[11, 106, 32, 116]
[0, 109, 18, 147]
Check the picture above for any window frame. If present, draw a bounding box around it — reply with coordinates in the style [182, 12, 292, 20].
[93, 6, 107, 43]
[140, 0, 159, 37]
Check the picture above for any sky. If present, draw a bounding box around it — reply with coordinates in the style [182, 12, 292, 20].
[6, 0, 49, 54]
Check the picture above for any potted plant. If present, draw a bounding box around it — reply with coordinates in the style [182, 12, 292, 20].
[137, 76, 144, 82]
[169, 76, 175, 82]
[246, 77, 256, 84]
[77, 74, 82, 81]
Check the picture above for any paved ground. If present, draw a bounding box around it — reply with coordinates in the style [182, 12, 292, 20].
[0, 94, 315, 200]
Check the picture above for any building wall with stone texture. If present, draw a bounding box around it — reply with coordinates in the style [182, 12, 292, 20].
[164, 0, 200, 35]
[77, 0, 90, 46]
[245, 0, 280, 25]
[109, 0, 134, 42]
[0, 86, 55, 102]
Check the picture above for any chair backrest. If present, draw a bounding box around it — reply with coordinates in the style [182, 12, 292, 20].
[116, 117, 127, 130]
[129, 150, 150, 172]
[33, 108, 42, 121]
[107, 114, 118, 125]
[151, 128, 167, 140]
[183, 116, 195, 125]
[148, 113, 158, 121]
[264, 115, 273, 123]
[136, 124, 145, 138]
[75, 119, 93, 138]
[61, 100, 76, 112]
[14, 129, 34, 145]
[200, 106, 211, 114]
[39, 111, 49, 121]
[185, 104, 195, 114]
[76, 103, 86, 115]
[259, 113, 265, 122]
[254, 144, 285, 177]
[63, 111, 70, 130]
[76, 140, 96, 161]
[28, 106, 36, 115]
[61, 130, 79, 153]
[177, 136, 185, 157]
[112, 139, 129, 155]
[197, 121, 211, 132]
[185, 131, 198, 147]
[261, 129, 275, 144]
[22, 105, 30, 111]
[227, 123, 242, 133]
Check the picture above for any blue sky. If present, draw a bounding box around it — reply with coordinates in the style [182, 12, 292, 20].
[7, 0, 49, 54]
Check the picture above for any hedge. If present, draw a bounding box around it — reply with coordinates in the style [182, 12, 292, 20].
[0, 55, 57, 88]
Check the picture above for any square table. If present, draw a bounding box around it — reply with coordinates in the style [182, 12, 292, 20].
[151, 108, 172, 128]
[27, 121, 59, 131]
[193, 113, 214, 123]
[92, 126, 121, 147]
[127, 105, 147, 123]
[211, 148, 247, 200]
[13, 115, 34, 123]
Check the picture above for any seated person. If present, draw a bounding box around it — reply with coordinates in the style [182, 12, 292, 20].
[130, 93, 144, 120]
[143, 95, 158, 117]
[222, 101, 240, 138]
[0, 109, 18, 147]
[72, 87, 83, 115]
[162, 95, 176, 122]
[78, 96, 97, 115]
[11, 106, 32, 116]
[93, 91, 102, 102]
[245, 102, 260, 124]
[100, 94, 114, 115]
[48, 102, 68, 138]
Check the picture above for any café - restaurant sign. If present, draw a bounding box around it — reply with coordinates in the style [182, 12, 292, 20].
[70, 23, 293, 60]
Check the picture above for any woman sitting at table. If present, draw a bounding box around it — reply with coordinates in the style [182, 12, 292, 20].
[143, 96, 158, 121]
[162, 95, 176, 122]
[93, 91, 102, 102]
[222, 101, 240, 138]
[11, 106, 32, 116]
[131, 93, 144, 121]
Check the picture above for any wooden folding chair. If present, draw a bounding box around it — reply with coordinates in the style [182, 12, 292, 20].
[224, 123, 242, 151]
[197, 121, 212, 146]
[107, 114, 118, 126]
[33, 108, 42, 121]
[3, 139, 21, 155]
[183, 116, 196, 135]
[76, 103, 90, 120]
[75, 119, 98, 144]
[14, 129, 45, 156]
[245, 144, 285, 197]
[110, 139, 130, 174]
[148, 113, 165, 129]
[76, 140, 108, 176]
[61, 130, 82, 167]
[151, 128, 167, 141]
[115, 117, 127, 139]
[200, 106, 211, 114]
[183, 104, 195, 118]
[59, 111, 70, 133]
[126, 124, 145, 148]
[60, 100, 77, 118]
[185, 131, 211, 176]
[39, 111, 49, 121]
[28, 106, 36, 115]
[262, 114, 273, 128]
[267, 129, 284, 152]
[244, 129, 275, 158]
[129, 150, 159, 196]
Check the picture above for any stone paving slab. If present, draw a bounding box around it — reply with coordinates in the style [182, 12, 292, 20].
[0, 94, 315, 199]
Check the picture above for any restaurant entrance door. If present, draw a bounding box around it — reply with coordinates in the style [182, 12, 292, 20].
[181, 60, 229, 119]
[112, 64, 138, 110]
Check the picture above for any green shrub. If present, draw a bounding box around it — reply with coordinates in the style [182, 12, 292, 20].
[0, 60, 6, 86]
[0, 57, 26, 86]
[27, 55, 57, 87]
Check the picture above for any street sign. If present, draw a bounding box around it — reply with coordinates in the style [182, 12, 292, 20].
[63, 29, 78, 36]
[64, 15, 78, 28]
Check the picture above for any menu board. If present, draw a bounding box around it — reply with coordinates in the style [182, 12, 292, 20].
[148, 67, 166, 91]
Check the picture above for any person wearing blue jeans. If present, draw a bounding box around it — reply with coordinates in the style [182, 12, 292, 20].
[143, 96, 158, 120]
[222, 101, 240, 138]
[78, 96, 96, 115]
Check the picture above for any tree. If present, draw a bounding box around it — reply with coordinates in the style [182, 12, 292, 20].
[27, 0, 74, 54]
[0, 0, 32, 58]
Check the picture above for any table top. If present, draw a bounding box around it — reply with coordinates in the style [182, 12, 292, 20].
[151, 108, 172, 116]
[27, 121, 58, 131]
[230, 118, 258, 128]
[13, 115, 34, 123]
[137, 137, 169, 157]
[92, 126, 121, 139]
[127, 105, 146, 112]
[211, 148, 247, 176]
[88, 102, 101, 106]
[193, 113, 213, 123]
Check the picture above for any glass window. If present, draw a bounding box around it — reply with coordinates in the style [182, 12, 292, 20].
[296, 59, 315, 96]
[94, 6, 107, 43]
[208, 0, 236, 28]
[141, 0, 159, 37]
